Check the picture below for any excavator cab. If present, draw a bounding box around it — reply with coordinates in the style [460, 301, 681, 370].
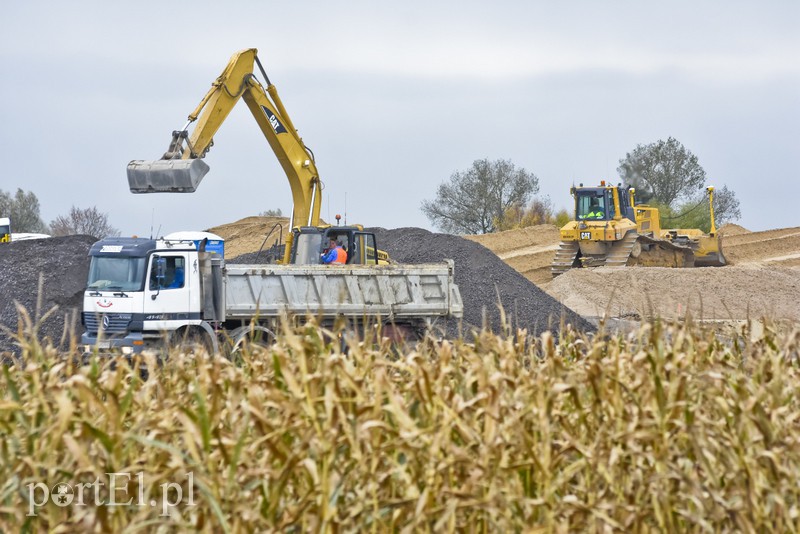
[290, 227, 383, 266]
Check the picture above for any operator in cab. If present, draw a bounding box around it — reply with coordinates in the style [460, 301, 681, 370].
[578, 198, 605, 219]
[585, 198, 605, 220]
[321, 237, 347, 264]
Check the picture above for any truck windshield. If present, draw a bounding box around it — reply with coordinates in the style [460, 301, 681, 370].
[87, 256, 147, 291]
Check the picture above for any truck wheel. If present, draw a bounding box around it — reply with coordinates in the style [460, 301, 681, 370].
[174, 327, 213, 356]
[228, 325, 275, 361]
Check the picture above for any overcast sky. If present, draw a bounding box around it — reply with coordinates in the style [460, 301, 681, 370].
[1, 1, 797, 237]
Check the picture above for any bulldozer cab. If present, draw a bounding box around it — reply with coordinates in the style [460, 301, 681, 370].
[576, 189, 610, 220]
[574, 185, 635, 222]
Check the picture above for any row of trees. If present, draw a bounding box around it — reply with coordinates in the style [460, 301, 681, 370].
[0, 189, 119, 238]
[422, 137, 741, 234]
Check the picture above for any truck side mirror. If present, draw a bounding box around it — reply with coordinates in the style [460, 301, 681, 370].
[151, 255, 166, 300]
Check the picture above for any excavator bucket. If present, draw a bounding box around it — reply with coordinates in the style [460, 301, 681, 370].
[127, 159, 210, 193]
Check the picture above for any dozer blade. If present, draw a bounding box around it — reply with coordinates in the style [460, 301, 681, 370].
[693, 235, 727, 267]
[127, 159, 210, 193]
[694, 250, 727, 267]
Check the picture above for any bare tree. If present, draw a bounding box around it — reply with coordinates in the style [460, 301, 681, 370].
[709, 185, 742, 225]
[617, 137, 706, 206]
[0, 188, 49, 233]
[50, 206, 120, 238]
[666, 185, 742, 232]
[495, 196, 556, 231]
[421, 159, 539, 234]
[617, 137, 740, 224]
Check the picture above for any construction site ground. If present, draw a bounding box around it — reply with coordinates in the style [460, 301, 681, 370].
[467, 223, 800, 324]
[2, 217, 798, 355]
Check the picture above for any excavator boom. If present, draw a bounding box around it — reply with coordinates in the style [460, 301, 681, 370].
[127, 48, 322, 229]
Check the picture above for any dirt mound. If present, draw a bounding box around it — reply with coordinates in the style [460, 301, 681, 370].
[0, 236, 95, 355]
[721, 227, 800, 266]
[369, 227, 593, 337]
[207, 216, 291, 260]
[545, 265, 800, 321]
[466, 225, 560, 255]
[719, 223, 750, 237]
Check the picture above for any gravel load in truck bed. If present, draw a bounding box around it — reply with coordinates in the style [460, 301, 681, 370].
[368, 227, 593, 337]
[0, 235, 95, 355]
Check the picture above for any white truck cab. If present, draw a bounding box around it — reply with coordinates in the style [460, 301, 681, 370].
[81, 232, 223, 353]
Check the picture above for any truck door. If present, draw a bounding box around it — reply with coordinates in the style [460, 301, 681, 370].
[145, 253, 192, 327]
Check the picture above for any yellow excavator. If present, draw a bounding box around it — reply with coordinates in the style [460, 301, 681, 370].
[551, 182, 726, 276]
[127, 48, 387, 265]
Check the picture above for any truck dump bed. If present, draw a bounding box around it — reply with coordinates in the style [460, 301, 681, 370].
[223, 261, 463, 321]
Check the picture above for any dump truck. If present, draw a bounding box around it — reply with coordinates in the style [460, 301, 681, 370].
[551, 183, 726, 276]
[81, 232, 463, 354]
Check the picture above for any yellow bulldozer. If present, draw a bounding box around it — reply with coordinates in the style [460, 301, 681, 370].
[551, 182, 726, 276]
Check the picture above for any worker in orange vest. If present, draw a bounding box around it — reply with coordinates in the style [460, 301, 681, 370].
[321, 237, 347, 264]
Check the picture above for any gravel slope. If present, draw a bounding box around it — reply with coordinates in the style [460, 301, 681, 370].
[0, 236, 95, 355]
[369, 227, 593, 337]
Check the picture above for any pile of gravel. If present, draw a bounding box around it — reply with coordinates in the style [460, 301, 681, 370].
[370, 227, 593, 337]
[0, 236, 95, 355]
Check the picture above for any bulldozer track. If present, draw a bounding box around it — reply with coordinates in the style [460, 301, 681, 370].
[605, 231, 639, 267]
[550, 241, 580, 277]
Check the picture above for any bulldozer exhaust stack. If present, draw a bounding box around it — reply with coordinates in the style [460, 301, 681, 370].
[127, 159, 210, 193]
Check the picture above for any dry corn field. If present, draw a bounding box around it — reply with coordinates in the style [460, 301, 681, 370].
[2, 314, 800, 531]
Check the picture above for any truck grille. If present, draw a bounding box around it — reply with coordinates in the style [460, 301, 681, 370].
[83, 313, 133, 334]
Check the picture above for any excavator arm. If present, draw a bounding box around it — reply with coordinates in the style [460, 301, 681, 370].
[127, 48, 323, 231]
